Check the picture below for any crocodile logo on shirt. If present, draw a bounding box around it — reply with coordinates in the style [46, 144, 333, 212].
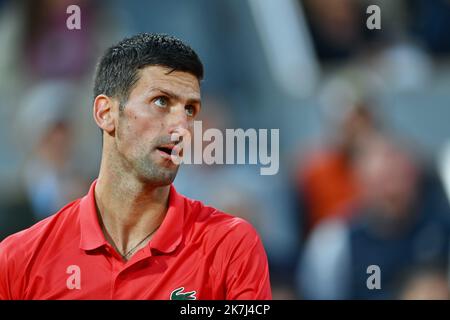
[170, 287, 197, 300]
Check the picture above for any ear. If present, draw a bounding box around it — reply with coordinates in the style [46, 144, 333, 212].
[93, 94, 116, 134]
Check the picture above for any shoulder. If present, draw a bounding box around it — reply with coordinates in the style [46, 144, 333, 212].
[0, 198, 81, 266]
[182, 197, 264, 263]
[0, 198, 81, 299]
[185, 196, 261, 242]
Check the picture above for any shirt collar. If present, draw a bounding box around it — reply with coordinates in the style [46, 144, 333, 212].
[148, 184, 185, 254]
[79, 180, 107, 251]
[79, 180, 185, 254]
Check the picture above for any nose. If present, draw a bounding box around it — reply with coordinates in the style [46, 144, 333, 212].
[167, 105, 190, 135]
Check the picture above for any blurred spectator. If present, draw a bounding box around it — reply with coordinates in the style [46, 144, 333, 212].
[297, 136, 450, 299]
[16, 81, 89, 220]
[294, 101, 379, 237]
[0, 0, 122, 227]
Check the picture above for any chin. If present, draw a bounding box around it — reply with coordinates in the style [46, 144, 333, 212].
[139, 167, 178, 187]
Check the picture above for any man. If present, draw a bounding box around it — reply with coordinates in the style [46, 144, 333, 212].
[0, 33, 272, 300]
[297, 137, 450, 299]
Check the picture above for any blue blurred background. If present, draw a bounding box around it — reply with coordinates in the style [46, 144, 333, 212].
[1, 0, 450, 299]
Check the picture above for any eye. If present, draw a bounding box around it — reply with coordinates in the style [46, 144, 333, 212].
[185, 105, 196, 117]
[154, 96, 168, 108]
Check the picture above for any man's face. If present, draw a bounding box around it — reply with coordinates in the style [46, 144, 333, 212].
[113, 65, 201, 186]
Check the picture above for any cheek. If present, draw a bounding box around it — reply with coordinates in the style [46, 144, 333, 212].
[118, 111, 164, 148]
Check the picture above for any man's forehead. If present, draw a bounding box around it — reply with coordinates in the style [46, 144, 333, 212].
[137, 66, 200, 96]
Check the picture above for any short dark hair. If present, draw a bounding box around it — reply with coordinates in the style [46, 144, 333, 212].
[93, 33, 204, 106]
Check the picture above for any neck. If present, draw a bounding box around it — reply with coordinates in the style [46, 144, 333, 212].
[94, 160, 170, 258]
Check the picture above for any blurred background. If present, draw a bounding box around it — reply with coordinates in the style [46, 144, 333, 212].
[1, 0, 450, 300]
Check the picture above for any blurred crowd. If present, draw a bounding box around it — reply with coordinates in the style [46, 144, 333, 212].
[1, 0, 450, 300]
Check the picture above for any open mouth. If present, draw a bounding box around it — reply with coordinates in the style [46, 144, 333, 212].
[156, 143, 184, 162]
[156, 146, 174, 156]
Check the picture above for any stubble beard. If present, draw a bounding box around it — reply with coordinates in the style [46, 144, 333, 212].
[133, 149, 179, 187]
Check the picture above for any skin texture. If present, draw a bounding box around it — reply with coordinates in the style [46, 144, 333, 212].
[92, 65, 201, 260]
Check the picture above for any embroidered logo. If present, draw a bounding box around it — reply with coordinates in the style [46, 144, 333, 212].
[170, 287, 197, 300]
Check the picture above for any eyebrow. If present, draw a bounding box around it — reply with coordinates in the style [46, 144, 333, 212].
[148, 87, 201, 105]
